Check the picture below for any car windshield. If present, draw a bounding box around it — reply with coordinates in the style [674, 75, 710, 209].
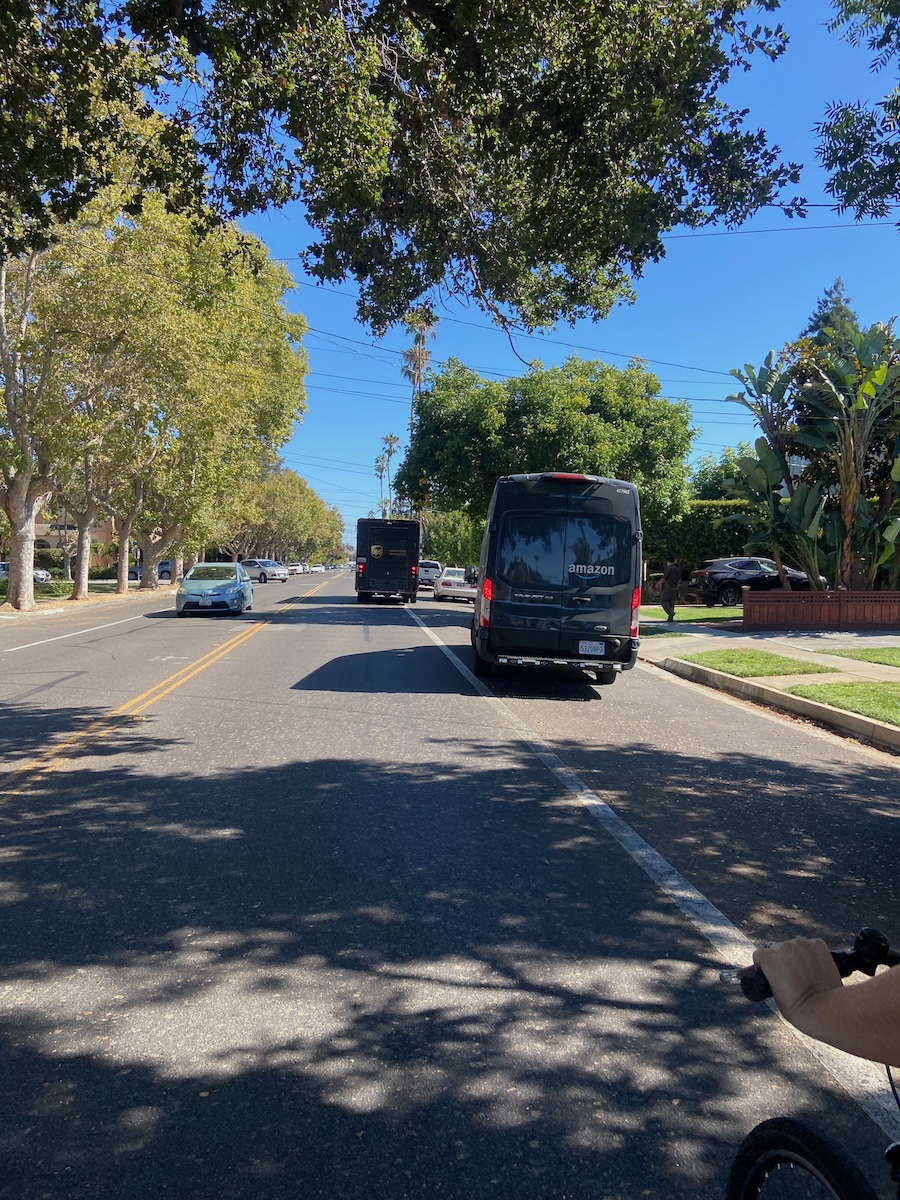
[755, 559, 780, 574]
[188, 566, 237, 581]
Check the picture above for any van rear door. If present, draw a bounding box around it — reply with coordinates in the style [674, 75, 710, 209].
[489, 506, 566, 657]
[558, 487, 639, 658]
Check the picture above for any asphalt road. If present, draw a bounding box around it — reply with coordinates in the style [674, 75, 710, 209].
[1, 573, 898, 1199]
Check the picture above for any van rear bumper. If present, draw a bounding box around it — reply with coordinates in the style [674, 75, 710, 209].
[475, 631, 639, 672]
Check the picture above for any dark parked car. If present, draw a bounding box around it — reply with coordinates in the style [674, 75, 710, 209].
[686, 557, 823, 607]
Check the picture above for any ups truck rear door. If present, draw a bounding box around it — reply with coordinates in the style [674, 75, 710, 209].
[357, 519, 419, 597]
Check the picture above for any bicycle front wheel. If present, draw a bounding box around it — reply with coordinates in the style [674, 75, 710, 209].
[725, 1118, 880, 1200]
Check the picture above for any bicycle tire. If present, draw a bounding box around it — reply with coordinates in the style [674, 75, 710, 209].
[725, 1118, 880, 1200]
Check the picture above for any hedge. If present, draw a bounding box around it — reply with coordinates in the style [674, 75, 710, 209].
[642, 499, 764, 574]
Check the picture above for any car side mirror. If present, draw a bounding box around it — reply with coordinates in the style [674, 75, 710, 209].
[465, 567, 478, 584]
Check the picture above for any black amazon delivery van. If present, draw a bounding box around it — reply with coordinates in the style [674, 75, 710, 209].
[470, 473, 642, 683]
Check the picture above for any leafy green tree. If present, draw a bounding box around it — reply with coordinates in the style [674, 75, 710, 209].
[689, 444, 755, 499]
[394, 356, 694, 522]
[4, 2, 801, 329]
[421, 510, 484, 569]
[0, 185, 307, 608]
[0, 2, 203, 257]
[818, 2, 900, 218]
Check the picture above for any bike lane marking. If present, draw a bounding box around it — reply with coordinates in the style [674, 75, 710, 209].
[407, 609, 900, 1140]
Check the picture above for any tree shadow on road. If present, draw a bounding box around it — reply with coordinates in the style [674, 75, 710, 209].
[0, 718, 894, 1199]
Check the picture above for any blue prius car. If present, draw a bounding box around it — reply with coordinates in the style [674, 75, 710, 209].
[176, 562, 253, 616]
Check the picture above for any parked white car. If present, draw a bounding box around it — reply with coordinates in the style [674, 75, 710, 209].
[433, 567, 477, 602]
[0, 561, 52, 584]
[418, 560, 442, 588]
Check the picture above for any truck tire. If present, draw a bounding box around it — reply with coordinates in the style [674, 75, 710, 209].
[595, 668, 617, 686]
[356, 591, 372, 603]
[407, 592, 417, 604]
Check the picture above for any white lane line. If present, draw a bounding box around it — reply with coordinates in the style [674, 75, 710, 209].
[4, 613, 149, 653]
[407, 610, 900, 1139]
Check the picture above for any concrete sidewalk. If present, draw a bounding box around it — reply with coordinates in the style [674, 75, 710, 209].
[638, 617, 900, 755]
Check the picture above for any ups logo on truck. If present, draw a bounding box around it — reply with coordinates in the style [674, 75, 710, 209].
[371, 545, 383, 559]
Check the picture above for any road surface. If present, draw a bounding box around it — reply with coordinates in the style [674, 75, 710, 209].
[1, 573, 898, 1198]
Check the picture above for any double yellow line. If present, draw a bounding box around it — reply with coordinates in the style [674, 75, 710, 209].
[0, 576, 333, 797]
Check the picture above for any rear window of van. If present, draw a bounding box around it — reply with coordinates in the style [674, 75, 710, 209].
[497, 513, 633, 588]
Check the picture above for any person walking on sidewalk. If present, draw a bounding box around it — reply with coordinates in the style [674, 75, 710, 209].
[661, 557, 681, 623]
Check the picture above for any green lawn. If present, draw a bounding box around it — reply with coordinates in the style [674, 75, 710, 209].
[785, 681, 900, 727]
[641, 605, 742, 624]
[679, 648, 839, 678]
[821, 646, 900, 669]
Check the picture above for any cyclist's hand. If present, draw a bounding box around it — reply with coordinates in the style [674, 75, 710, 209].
[752, 937, 842, 1028]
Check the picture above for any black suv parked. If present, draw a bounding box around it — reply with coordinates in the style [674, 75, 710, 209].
[686, 557, 818, 607]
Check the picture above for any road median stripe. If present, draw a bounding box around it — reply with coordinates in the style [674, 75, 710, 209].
[0, 575, 337, 796]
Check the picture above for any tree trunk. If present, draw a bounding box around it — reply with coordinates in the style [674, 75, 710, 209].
[70, 500, 101, 600]
[116, 522, 132, 594]
[2, 475, 51, 610]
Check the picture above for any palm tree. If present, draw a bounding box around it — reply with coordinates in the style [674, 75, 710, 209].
[401, 309, 438, 435]
[383, 433, 401, 516]
[374, 454, 387, 518]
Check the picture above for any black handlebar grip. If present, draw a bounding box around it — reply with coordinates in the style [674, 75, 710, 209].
[737, 965, 773, 1002]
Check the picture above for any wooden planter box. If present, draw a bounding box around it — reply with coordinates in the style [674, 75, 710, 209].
[743, 588, 900, 631]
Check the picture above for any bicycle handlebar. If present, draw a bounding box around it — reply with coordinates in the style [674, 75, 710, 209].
[720, 927, 900, 1002]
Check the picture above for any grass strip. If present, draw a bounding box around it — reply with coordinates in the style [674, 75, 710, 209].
[679, 649, 839, 678]
[641, 605, 742, 624]
[821, 647, 900, 669]
[785, 682, 900, 727]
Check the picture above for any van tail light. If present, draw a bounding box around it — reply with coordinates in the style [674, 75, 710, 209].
[630, 586, 640, 638]
[411, 564, 417, 575]
[479, 576, 493, 628]
[357, 563, 364, 575]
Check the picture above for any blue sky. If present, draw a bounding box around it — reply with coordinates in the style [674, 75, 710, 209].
[241, 2, 900, 542]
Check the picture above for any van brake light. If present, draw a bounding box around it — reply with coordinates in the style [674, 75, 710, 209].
[479, 576, 492, 628]
[541, 472, 589, 481]
[630, 585, 641, 638]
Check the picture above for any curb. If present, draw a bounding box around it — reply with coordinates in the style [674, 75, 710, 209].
[652, 656, 900, 755]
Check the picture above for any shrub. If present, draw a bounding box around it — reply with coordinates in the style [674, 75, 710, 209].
[642, 499, 764, 573]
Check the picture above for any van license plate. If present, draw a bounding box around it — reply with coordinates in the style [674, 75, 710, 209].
[579, 640, 605, 655]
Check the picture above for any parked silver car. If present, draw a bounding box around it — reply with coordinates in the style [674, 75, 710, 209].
[241, 558, 289, 583]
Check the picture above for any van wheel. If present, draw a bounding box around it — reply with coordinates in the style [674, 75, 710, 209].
[595, 668, 617, 686]
[356, 591, 371, 603]
[407, 592, 417, 604]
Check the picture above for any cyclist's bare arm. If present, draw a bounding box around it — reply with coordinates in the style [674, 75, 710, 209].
[753, 936, 900, 1068]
